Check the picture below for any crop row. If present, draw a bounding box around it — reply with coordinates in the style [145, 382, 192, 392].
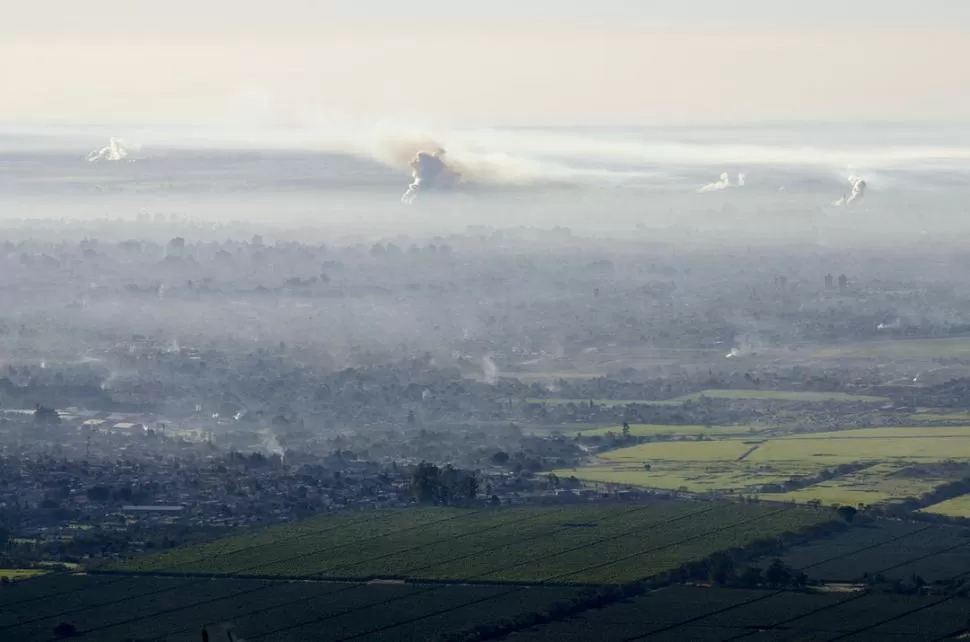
[512, 587, 970, 642]
[772, 519, 970, 582]
[0, 575, 578, 642]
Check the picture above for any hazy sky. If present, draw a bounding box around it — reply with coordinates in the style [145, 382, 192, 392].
[3, 0, 969, 125]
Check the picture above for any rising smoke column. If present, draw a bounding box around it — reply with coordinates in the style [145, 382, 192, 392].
[86, 138, 130, 162]
[834, 176, 867, 206]
[400, 148, 462, 204]
[698, 172, 745, 192]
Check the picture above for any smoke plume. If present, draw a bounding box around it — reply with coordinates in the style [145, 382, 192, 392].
[260, 431, 285, 463]
[86, 138, 131, 163]
[482, 355, 499, 384]
[400, 147, 463, 204]
[699, 172, 745, 193]
[834, 175, 867, 206]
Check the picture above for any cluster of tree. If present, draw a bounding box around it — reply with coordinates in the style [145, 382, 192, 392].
[755, 464, 873, 495]
[410, 462, 481, 506]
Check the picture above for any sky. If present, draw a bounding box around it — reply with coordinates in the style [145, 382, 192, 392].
[2, 1, 970, 125]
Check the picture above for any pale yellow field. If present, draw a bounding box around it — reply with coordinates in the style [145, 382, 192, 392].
[575, 424, 769, 438]
[566, 424, 970, 504]
[749, 433, 970, 463]
[551, 460, 815, 494]
[922, 495, 970, 518]
[788, 426, 970, 440]
[0, 568, 48, 582]
[601, 440, 757, 463]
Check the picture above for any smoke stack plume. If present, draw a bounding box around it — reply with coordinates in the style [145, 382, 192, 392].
[698, 172, 745, 193]
[400, 147, 463, 204]
[834, 176, 867, 206]
[86, 138, 131, 163]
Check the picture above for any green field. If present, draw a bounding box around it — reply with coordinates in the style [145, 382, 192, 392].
[600, 440, 757, 463]
[553, 461, 821, 494]
[574, 423, 769, 438]
[0, 568, 48, 582]
[527, 388, 888, 407]
[922, 494, 970, 518]
[525, 398, 681, 407]
[675, 389, 890, 403]
[511, 584, 970, 642]
[815, 336, 970, 359]
[115, 503, 829, 585]
[0, 574, 578, 642]
[759, 462, 959, 507]
[766, 519, 970, 584]
[562, 426, 970, 503]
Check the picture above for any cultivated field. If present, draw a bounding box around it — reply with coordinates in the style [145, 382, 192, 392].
[0, 568, 47, 582]
[529, 388, 889, 407]
[675, 389, 890, 403]
[573, 423, 769, 438]
[115, 503, 829, 585]
[764, 519, 970, 583]
[560, 426, 970, 504]
[511, 585, 970, 642]
[0, 574, 578, 641]
[923, 494, 970, 518]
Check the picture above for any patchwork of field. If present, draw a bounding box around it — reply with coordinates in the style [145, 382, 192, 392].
[115, 504, 829, 585]
[0, 574, 578, 642]
[510, 584, 970, 641]
[560, 426, 970, 504]
[764, 519, 970, 583]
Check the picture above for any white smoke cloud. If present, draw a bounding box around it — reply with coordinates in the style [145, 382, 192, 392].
[725, 336, 761, 359]
[699, 172, 746, 193]
[482, 355, 499, 384]
[833, 175, 867, 206]
[260, 431, 285, 462]
[876, 318, 902, 331]
[400, 148, 463, 204]
[86, 138, 133, 163]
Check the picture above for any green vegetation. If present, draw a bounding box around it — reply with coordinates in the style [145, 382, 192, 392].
[921, 494, 970, 517]
[600, 440, 755, 463]
[815, 336, 970, 359]
[563, 426, 970, 504]
[574, 423, 769, 438]
[525, 398, 681, 407]
[528, 388, 889, 407]
[510, 585, 970, 641]
[765, 519, 970, 584]
[674, 389, 890, 403]
[0, 574, 578, 641]
[552, 460, 817, 494]
[0, 568, 48, 582]
[115, 503, 829, 585]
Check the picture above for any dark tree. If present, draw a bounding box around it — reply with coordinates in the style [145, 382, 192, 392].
[765, 559, 792, 587]
[490, 451, 510, 465]
[412, 462, 441, 503]
[836, 505, 858, 523]
[53, 622, 78, 638]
